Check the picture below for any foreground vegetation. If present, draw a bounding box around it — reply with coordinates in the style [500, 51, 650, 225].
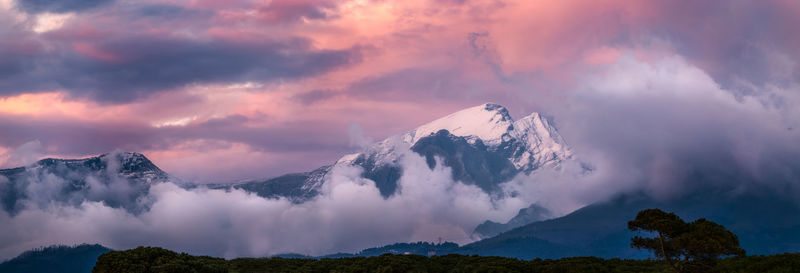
[628, 209, 746, 272]
[93, 246, 800, 273]
[92, 209, 797, 273]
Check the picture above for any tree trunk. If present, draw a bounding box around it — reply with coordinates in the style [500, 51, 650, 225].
[659, 233, 680, 273]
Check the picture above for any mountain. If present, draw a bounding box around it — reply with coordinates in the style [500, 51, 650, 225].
[0, 103, 571, 209]
[317, 242, 461, 258]
[0, 244, 111, 273]
[1, 103, 569, 229]
[207, 165, 330, 203]
[0, 152, 170, 215]
[4, 102, 799, 265]
[226, 103, 574, 199]
[458, 191, 800, 259]
[472, 203, 552, 239]
[408, 103, 572, 174]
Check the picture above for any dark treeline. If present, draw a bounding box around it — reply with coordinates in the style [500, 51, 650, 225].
[93, 246, 800, 273]
[0, 244, 110, 273]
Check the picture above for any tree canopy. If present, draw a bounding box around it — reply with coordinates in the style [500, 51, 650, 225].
[91, 246, 800, 273]
[628, 209, 745, 273]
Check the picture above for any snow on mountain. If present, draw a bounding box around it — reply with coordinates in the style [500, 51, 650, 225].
[344, 103, 571, 169]
[0, 152, 170, 214]
[404, 104, 571, 171]
[510, 112, 573, 172]
[407, 103, 516, 146]
[320, 103, 574, 197]
[16, 152, 171, 183]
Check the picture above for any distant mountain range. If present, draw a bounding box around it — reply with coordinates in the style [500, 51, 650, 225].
[1, 103, 574, 242]
[1, 102, 799, 270]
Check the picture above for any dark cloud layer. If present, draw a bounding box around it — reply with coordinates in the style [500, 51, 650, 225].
[0, 35, 362, 103]
[135, 4, 207, 19]
[15, 0, 114, 13]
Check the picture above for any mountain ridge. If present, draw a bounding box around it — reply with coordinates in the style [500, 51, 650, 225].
[206, 102, 574, 200]
[0, 151, 171, 214]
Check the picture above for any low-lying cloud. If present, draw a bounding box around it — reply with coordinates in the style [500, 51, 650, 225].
[0, 147, 526, 260]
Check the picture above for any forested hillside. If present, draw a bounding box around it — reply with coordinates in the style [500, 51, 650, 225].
[93, 246, 800, 273]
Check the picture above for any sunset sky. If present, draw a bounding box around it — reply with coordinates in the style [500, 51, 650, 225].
[1, 0, 799, 183]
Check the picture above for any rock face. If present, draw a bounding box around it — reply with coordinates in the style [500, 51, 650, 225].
[241, 103, 575, 200]
[0, 152, 170, 214]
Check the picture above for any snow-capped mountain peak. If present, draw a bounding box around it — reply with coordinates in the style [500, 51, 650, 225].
[510, 112, 573, 172]
[402, 103, 572, 172]
[211, 103, 576, 200]
[407, 103, 514, 146]
[402, 103, 572, 166]
[330, 103, 575, 197]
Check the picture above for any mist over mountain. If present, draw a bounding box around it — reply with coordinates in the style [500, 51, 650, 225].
[0, 102, 581, 260]
[209, 103, 576, 201]
[0, 152, 169, 215]
[1, 57, 799, 262]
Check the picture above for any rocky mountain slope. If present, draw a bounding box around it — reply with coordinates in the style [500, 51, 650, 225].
[219, 103, 574, 200]
[0, 152, 170, 214]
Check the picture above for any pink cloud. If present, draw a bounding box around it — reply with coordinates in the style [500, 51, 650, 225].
[2, 0, 798, 182]
[73, 42, 127, 63]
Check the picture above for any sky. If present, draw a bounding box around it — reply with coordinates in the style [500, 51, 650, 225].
[2, 0, 800, 260]
[1, 0, 799, 183]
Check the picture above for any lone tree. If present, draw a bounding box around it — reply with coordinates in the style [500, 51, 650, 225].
[628, 209, 745, 273]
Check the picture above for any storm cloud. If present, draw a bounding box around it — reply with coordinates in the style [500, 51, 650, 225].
[0, 35, 362, 103]
[504, 54, 800, 215]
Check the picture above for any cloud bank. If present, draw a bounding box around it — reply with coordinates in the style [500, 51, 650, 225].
[0, 147, 526, 260]
[505, 54, 800, 214]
